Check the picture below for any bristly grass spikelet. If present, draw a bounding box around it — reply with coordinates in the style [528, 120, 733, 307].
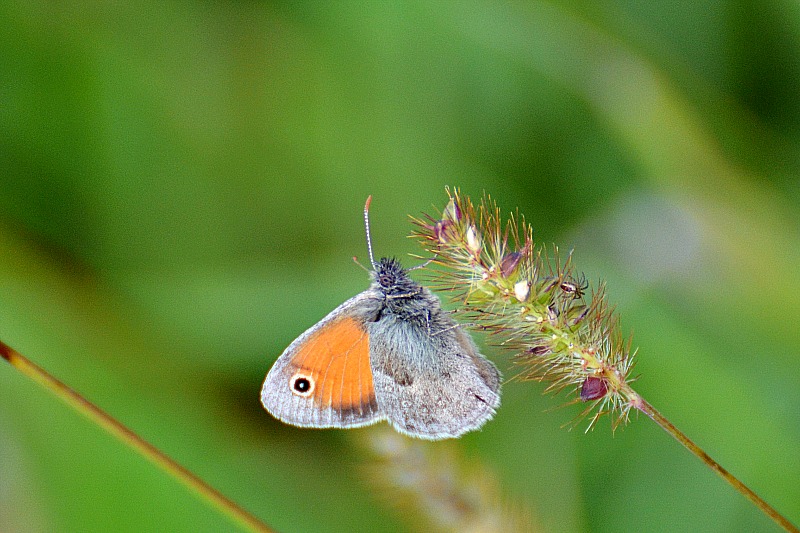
[412, 188, 636, 431]
[409, 188, 798, 533]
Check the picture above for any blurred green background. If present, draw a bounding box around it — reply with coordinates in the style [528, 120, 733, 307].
[2, 1, 799, 532]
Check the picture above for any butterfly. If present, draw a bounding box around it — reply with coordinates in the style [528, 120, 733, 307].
[261, 197, 500, 440]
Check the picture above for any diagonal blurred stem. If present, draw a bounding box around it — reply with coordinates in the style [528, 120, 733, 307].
[626, 388, 799, 533]
[0, 339, 274, 533]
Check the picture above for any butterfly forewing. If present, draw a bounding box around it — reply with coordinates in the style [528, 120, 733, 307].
[261, 296, 382, 429]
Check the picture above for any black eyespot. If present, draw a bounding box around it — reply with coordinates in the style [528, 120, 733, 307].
[290, 374, 314, 397]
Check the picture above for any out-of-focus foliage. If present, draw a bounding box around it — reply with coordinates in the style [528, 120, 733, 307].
[1, 1, 799, 532]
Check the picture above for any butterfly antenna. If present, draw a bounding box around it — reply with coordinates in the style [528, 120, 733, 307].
[352, 256, 371, 273]
[364, 195, 377, 269]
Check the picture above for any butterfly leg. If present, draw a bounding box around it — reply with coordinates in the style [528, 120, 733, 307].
[429, 322, 462, 337]
[386, 289, 421, 300]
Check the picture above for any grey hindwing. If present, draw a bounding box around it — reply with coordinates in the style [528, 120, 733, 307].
[368, 315, 501, 440]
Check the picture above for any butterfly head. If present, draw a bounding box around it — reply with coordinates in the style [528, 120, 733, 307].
[373, 257, 418, 295]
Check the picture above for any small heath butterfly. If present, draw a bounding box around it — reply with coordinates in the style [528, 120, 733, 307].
[260, 197, 501, 440]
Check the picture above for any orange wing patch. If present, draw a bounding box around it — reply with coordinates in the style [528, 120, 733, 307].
[289, 316, 376, 418]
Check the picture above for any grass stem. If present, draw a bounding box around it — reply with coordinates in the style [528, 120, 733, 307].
[0, 339, 274, 533]
[629, 391, 798, 533]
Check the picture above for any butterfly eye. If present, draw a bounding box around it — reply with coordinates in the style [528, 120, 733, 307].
[289, 373, 314, 397]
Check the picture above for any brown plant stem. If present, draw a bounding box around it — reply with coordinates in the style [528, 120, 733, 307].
[0, 339, 274, 533]
[626, 388, 798, 533]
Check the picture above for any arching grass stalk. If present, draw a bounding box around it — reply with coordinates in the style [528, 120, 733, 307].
[410, 188, 798, 533]
[0, 340, 274, 533]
